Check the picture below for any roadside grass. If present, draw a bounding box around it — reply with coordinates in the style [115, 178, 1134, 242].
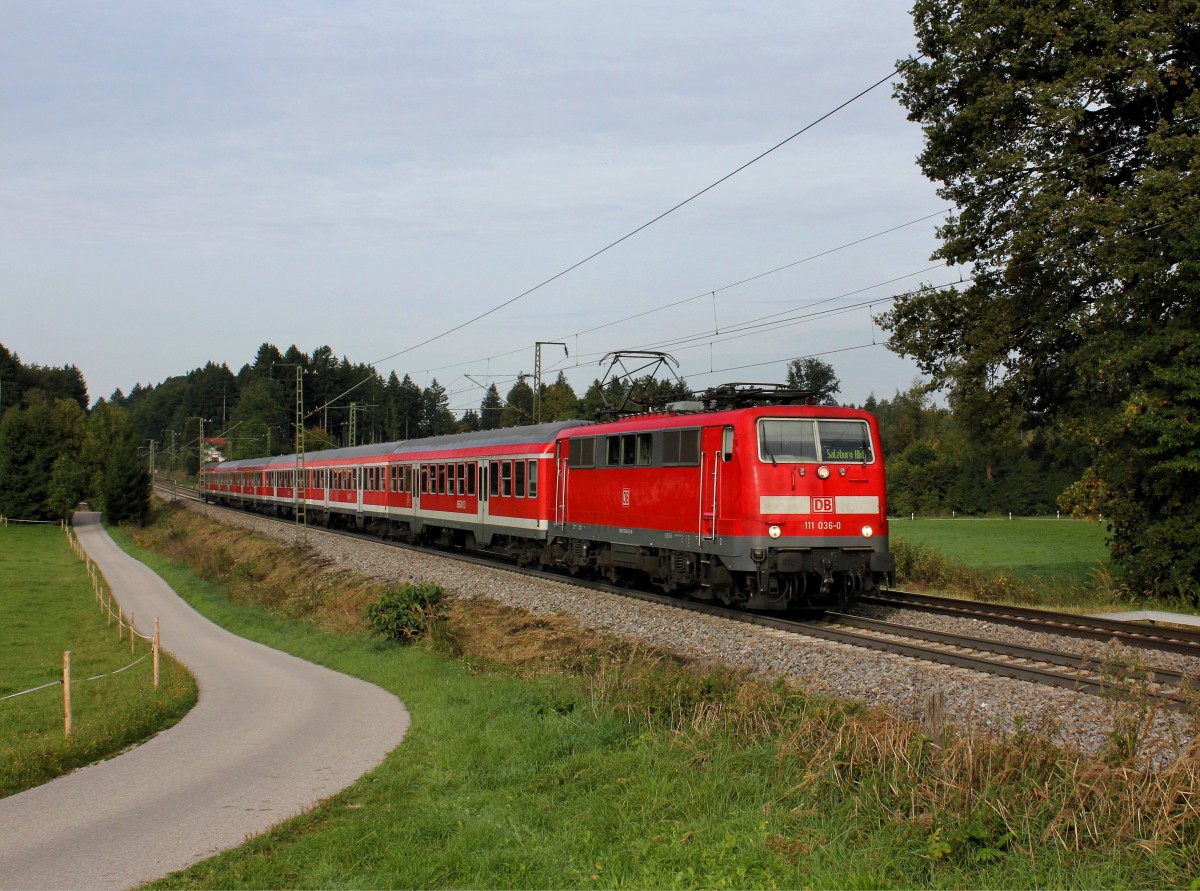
[888, 517, 1133, 610]
[102, 506, 1200, 889]
[0, 524, 197, 799]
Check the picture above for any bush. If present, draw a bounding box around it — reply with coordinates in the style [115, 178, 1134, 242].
[364, 583, 446, 644]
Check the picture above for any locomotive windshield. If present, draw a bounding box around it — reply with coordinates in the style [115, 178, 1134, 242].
[758, 419, 874, 464]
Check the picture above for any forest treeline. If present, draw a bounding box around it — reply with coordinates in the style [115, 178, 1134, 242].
[0, 345, 148, 523]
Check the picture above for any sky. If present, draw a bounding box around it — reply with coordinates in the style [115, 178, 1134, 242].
[2, 1, 950, 416]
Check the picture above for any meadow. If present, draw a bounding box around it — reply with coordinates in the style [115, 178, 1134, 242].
[886, 516, 1132, 611]
[889, 516, 1110, 586]
[0, 524, 196, 798]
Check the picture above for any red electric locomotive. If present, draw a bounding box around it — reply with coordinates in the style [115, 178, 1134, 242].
[200, 385, 893, 610]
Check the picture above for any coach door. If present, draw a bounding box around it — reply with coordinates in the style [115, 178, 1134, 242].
[478, 459, 489, 520]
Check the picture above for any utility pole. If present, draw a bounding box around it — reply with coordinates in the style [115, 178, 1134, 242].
[293, 365, 306, 546]
[348, 402, 376, 447]
[534, 342, 568, 424]
[272, 364, 309, 547]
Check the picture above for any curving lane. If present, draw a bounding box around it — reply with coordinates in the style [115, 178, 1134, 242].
[0, 513, 409, 890]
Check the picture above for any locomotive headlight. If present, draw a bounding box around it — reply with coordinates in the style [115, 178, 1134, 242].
[768, 524, 782, 539]
[861, 525, 874, 538]
[817, 465, 831, 479]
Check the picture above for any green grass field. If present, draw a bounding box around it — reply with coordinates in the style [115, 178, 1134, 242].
[889, 517, 1110, 584]
[0, 524, 197, 798]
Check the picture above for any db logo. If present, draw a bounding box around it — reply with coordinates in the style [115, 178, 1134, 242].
[622, 488, 631, 506]
[812, 497, 834, 513]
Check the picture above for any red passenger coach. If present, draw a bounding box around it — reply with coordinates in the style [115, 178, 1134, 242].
[201, 387, 894, 611]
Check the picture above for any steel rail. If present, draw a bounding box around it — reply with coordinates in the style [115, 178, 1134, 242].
[862, 590, 1200, 658]
[827, 612, 1195, 700]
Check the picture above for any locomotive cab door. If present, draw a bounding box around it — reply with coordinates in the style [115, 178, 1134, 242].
[699, 425, 734, 543]
[555, 440, 567, 529]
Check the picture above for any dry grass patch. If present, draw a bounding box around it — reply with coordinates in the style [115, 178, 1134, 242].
[136, 505, 384, 636]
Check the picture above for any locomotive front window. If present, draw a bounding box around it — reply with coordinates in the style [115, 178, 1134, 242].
[759, 420, 818, 462]
[758, 419, 875, 464]
[817, 420, 874, 463]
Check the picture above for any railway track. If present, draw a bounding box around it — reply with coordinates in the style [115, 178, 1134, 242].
[156, 483, 1199, 711]
[863, 590, 1200, 658]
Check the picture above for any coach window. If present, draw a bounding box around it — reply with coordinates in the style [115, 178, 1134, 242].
[514, 459, 526, 497]
[467, 463, 476, 496]
[435, 464, 444, 495]
[489, 461, 500, 497]
[501, 460, 513, 497]
[528, 460, 538, 498]
[455, 462, 465, 496]
[722, 426, 734, 462]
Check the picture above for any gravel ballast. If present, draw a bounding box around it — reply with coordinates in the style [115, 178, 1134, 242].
[186, 501, 1196, 765]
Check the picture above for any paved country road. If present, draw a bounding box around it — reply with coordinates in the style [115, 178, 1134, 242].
[0, 513, 410, 890]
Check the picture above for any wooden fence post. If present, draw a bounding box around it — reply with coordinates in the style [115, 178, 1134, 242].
[63, 651, 72, 736]
[130, 611, 136, 654]
[153, 618, 160, 689]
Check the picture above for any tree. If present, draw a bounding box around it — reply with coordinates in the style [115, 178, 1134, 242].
[540, 371, 580, 421]
[104, 428, 150, 524]
[0, 394, 93, 520]
[420, 379, 455, 436]
[500, 375, 534, 427]
[0, 400, 58, 519]
[228, 378, 287, 458]
[785, 358, 841, 405]
[884, 0, 1200, 599]
[394, 375, 423, 439]
[479, 384, 503, 430]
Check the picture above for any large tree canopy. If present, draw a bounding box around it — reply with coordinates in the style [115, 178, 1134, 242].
[885, 0, 1199, 598]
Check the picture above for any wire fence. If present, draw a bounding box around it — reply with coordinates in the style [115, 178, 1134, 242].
[1, 521, 161, 735]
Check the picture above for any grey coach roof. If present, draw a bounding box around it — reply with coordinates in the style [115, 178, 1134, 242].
[211, 419, 591, 470]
